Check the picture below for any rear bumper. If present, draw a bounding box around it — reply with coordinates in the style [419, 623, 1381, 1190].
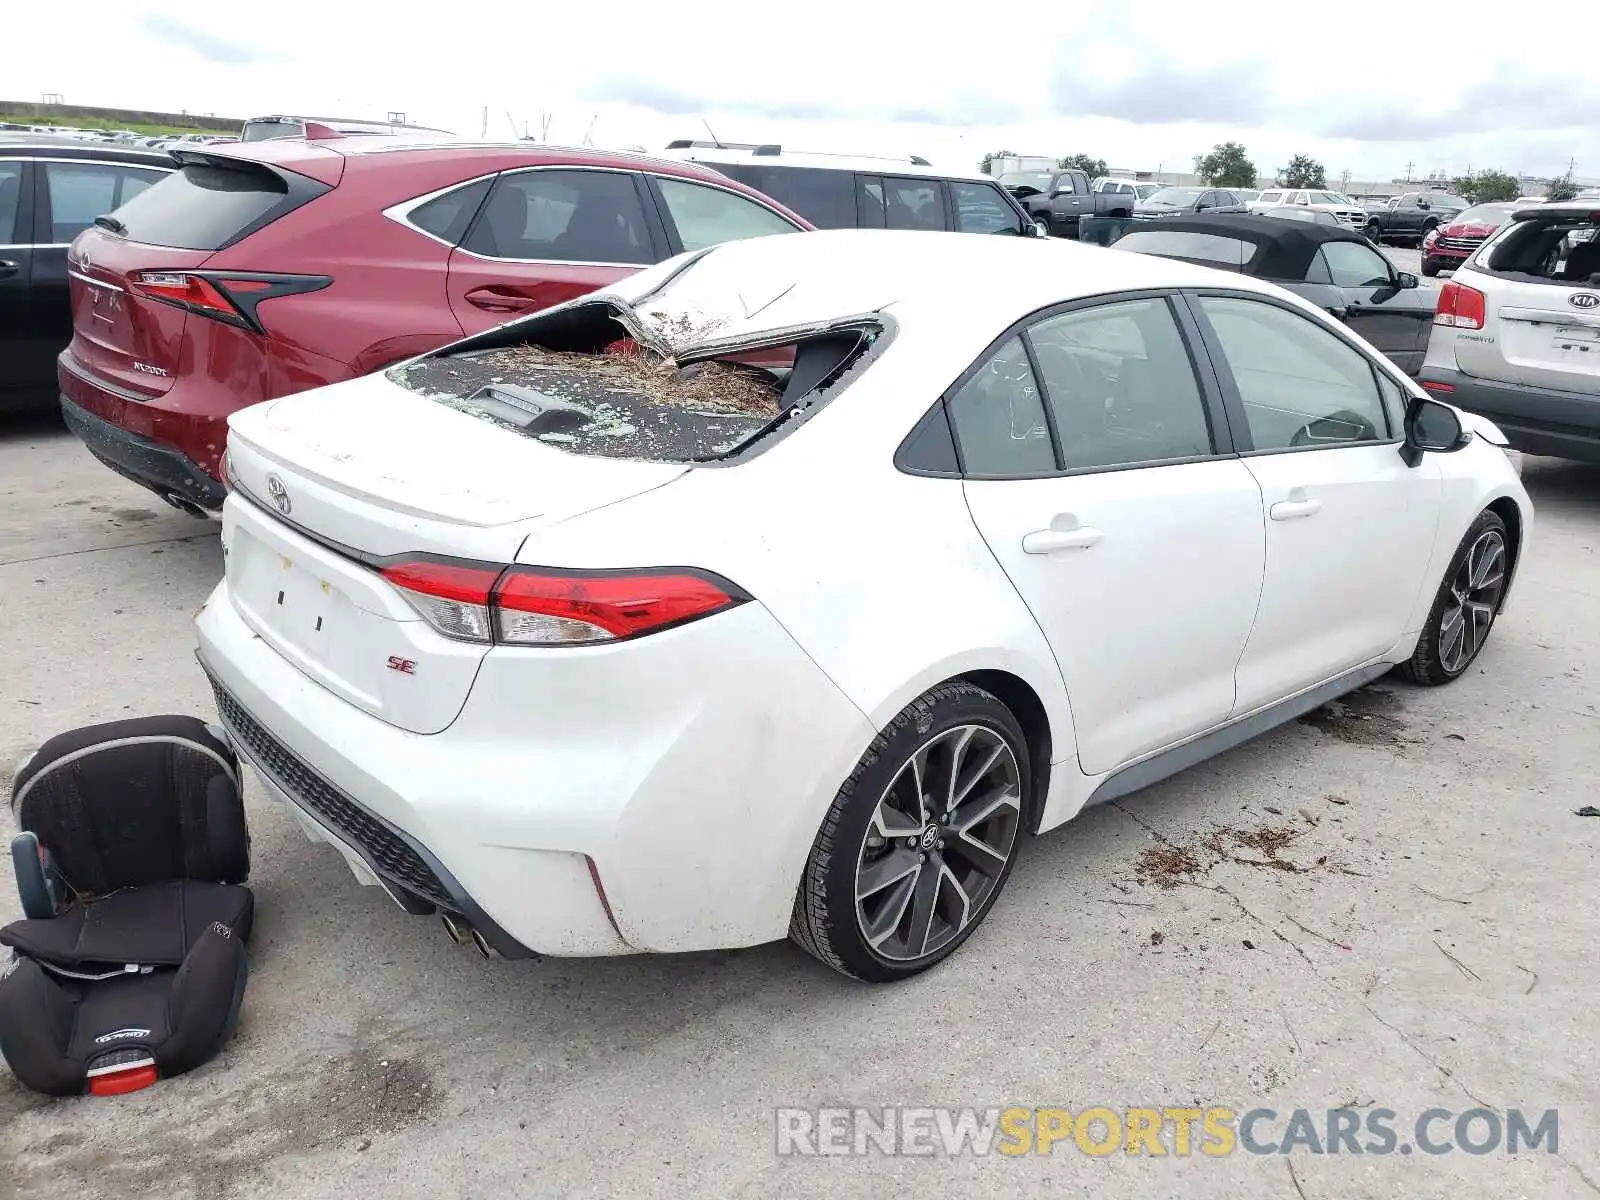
[59, 392, 226, 512]
[57, 351, 228, 510]
[193, 542, 875, 957]
[1420, 366, 1600, 463]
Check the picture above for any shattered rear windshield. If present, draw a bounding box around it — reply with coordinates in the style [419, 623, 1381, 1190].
[388, 300, 879, 464]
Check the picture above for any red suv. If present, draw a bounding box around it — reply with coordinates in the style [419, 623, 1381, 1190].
[1419, 202, 1520, 277]
[58, 136, 809, 513]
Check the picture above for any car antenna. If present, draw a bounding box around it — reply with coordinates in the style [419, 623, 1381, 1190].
[701, 117, 724, 149]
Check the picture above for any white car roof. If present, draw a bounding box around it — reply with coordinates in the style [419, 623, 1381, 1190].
[664, 146, 991, 183]
[598, 229, 1292, 347]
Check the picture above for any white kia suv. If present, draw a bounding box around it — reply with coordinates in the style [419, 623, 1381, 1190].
[195, 230, 1532, 981]
[1420, 201, 1600, 463]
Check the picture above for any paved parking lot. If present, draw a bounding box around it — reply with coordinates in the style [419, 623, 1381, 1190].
[1, 412, 1597, 1200]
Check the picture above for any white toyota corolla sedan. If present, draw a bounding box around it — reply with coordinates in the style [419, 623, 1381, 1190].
[196, 230, 1532, 982]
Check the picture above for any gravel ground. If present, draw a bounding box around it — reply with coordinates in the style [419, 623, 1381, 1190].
[1, 412, 1597, 1200]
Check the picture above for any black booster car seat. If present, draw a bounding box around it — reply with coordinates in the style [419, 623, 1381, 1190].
[1, 716, 253, 1096]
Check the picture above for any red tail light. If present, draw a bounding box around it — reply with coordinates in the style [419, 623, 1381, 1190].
[379, 560, 747, 646]
[379, 559, 499, 642]
[1434, 280, 1486, 330]
[132, 272, 245, 325]
[130, 271, 332, 333]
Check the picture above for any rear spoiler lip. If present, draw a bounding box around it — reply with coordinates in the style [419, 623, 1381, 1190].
[167, 145, 346, 189]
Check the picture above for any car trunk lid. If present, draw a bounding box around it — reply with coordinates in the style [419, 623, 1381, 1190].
[1458, 276, 1600, 392]
[221, 375, 689, 733]
[66, 228, 206, 396]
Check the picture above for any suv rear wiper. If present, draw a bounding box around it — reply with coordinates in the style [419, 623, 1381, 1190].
[93, 215, 127, 236]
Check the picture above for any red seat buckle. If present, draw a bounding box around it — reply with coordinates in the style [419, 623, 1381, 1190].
[88, 1064, 158, 1096]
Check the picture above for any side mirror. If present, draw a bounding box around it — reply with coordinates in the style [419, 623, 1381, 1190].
[1029, 220, 1049, 238]
[1417, 199, 1430, 210]
[1400, 397, 1469, 465]
[1396, 271, 1419, 290]
[1051, 187, 1071, 199]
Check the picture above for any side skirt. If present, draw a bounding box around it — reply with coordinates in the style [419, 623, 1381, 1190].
[1083, 661, 1394, 809]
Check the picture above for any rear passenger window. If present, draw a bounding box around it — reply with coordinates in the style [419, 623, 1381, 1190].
[1198, 295, 1390, 449]
[408, 178, 491, 244]
[732, 166, 856, 229]
[654, 178, 797, 251]
[463, 170, 653, 264]
[950, 182, 1022, 234]
[1028, 298, 1214, 470]
[946, 336, 1055, 476]
[883, 178, 943, 231]
[0, 162, 21, 242]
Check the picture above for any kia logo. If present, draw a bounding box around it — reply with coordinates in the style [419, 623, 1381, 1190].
[265, 474, 291, 515]
[1570, 292, 1600, 310]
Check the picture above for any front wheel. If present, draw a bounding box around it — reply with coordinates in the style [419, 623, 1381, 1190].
[790, 681, 1029, 982]
[1421, 258, 1441, 277]
[1366, 220, 1382, 242]
[1398, 511, 1510, 686]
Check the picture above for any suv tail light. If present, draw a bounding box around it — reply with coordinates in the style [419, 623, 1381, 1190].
[378, 559, 748, 646]
[130, 271, 332, 333]
[1434, 280, 1486, 330]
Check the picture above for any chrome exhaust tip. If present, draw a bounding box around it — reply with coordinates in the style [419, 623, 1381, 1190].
[469, 928, 497, 959]
[441, 913, 471, 945]
[163, 492, 210, 519]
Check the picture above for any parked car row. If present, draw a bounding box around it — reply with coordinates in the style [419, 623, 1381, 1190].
[3, 121, 1595, 534]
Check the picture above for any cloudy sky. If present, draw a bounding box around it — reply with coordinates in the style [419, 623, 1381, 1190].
[15, 2, 1599, 184]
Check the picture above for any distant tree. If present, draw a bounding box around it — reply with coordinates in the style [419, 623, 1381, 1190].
[978, 150, 1016, 177]
[1280, 154, 1327, 189]
[1057, 153, 1108, 180]
[1194, 142, 1257, 189]
[1547, 172, 1579, 202]
[1451, 170, 1522, 203]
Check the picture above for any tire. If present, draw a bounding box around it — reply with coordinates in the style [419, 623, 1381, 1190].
[790, 681, 1030, 982]
[1421, 258, 1440, 277]
[1417, 221, 1438, 247]
[1365, 220, 1382, 242]
[1397, 510, 1511, 686]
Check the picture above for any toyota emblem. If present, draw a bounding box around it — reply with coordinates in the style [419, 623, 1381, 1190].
[1570, 292, 1600, 310]
[265, 474, 291, 515]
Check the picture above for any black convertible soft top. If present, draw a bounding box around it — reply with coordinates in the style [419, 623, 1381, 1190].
[1116, 214, 1376, 280]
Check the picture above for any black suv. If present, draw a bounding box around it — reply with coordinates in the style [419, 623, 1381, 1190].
[663, 142, 1043, 237]
[0, 140, 173, 411]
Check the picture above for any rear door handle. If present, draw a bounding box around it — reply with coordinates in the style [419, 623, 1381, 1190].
[1022, 526, 1103, 554]
[464, 286, 540, 313]
[0, 260, 18, 280]
[1270, 496, 1322, 521]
